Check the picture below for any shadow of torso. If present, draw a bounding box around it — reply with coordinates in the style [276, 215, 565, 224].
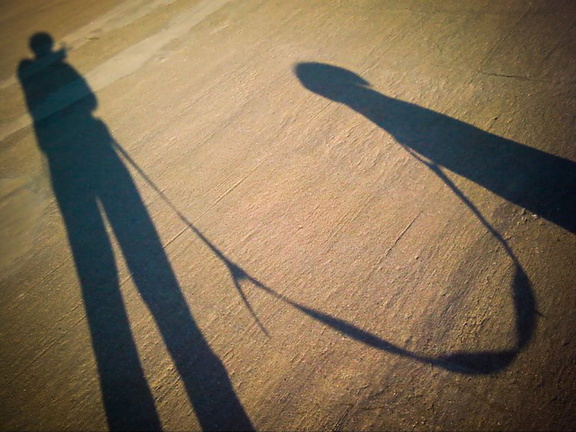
[19, 53, 115, 204]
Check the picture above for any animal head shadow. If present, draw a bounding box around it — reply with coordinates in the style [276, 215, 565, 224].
[289, 61, 559, 374]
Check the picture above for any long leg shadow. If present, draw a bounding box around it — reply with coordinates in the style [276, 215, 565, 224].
[18, 32, 253, 431]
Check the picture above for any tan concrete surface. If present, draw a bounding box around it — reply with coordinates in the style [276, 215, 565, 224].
[1, 0, 575, 430]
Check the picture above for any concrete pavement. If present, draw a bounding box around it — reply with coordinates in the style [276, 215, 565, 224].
[1, 0, 575, 430]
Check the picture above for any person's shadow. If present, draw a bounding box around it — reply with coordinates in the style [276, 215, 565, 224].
[18, 32, 254, 431]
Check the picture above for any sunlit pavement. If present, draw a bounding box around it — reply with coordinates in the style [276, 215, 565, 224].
[1, 1, 575, 430]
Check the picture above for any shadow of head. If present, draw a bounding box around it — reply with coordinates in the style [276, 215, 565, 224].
[294, 62, 370, 101]
[30, 32, 56, 58]
[21, 31, 98, 116]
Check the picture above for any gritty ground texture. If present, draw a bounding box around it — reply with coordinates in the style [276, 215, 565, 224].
[1, 0, 575, 431]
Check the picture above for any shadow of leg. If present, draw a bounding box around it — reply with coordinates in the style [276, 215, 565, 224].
[57, 191, 161, 431]
[100, 156, 254, 431]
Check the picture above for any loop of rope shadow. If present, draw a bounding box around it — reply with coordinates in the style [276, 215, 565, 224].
[114, 139, 536, 374]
